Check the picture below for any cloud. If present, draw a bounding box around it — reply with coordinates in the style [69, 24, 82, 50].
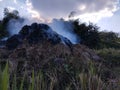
[98, 12, 120, 32]
[74, 6, 118, 23]
[0, 0, 27, 18]
[0, 0, 119, 23]
[0, 0, 43, 22]
[29, 0, 119, 22]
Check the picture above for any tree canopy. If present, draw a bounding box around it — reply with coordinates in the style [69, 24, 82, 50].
[72, 20, 100, 49]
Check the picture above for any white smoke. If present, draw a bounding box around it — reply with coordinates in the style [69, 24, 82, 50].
[49, 19, 79, 44]
[7, 19, 23, 36]
[7, 18, 34, 36]
[7, 17, 79, 44]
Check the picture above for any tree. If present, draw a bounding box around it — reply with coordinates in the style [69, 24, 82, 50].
[0, 8, 20, 39]
[73, 20, 100, 49]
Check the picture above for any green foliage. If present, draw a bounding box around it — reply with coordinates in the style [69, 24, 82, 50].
[0, 62, 9, 90]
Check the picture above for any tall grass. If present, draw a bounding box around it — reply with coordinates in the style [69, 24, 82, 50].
[0, 61, 120, 90]
[0, 62, 9, 90]
[28, 71, 34, 90]
[12, 74, 17, 90]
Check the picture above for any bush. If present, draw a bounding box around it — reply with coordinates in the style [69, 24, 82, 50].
[98, 31, 120, 49]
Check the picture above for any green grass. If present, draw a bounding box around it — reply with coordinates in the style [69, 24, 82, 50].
[0, 62, 9, 90]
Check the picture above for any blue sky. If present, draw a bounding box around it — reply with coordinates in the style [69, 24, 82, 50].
[0, 0, 120, 32]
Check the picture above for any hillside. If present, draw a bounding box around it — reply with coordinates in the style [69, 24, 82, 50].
[0, 9, 120, 90]
[0, 22, 120, 90]
[0, 40, 114, 90]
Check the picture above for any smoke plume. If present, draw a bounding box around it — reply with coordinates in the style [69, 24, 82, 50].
[7, 18, 36, 36]
[49, 19, 79, 44]
[5, 12, 79, 44]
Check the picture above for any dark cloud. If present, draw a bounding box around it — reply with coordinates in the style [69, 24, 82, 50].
[29, 0, 119, 19]
[29, 0, 78, 18]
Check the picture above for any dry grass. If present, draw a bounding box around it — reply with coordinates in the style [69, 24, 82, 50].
[0, 42, 120, 90]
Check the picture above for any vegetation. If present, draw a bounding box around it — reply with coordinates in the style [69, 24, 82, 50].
[0, 9, 120, 90]
[73, 20, 100, 49]
[0, 41, 120, 90]
[98, 31, 120, 49]
[95, 48, 120, 78]
[72, 19, 120, 49]
[0, 60, 120, 90]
